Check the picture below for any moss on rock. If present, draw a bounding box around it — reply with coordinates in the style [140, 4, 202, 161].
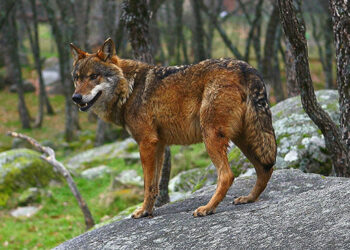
[0, 148, 61, 207]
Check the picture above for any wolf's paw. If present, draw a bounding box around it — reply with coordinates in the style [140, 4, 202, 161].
[193, 206, 215, 217]
[233, 195, 255, 205]
[131, 207, 152, 219]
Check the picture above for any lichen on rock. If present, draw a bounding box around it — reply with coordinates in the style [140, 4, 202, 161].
[229, 90, 339, 176]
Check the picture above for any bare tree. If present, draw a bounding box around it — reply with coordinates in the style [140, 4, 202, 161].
[94, 0, 118, 146]
[122, 0, 171, 206]
[41, 0, 80, 141]
[321, 1, 334, 89]
[284, 37, 299, 97]
[1, 1, 31, 129]
[262, 1, 285, 101]
[122, 0, 153, 62]
[283, 0, 302, 98]
[279, 0, 350, 176]
[307, 1, 334, 89]
[8, 131, 95, 230]
[174, 0, 189, 64]
[19, 0, 54, 128]
[191, 0, 207, 62]
[199, 1, 243, 60]
[241, 0, 264, 69]
[329, 0, 350, 164]
[204, 0, 223, 58]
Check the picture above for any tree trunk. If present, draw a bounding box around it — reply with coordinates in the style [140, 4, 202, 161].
[262, 2, 285, 102]
[205, 0, 223, 58]
[244, 0, 263, 67]
[308, 3, 334, 90]
[284, 37, 299, 97]
[164, 1, 176, 61]
[122, 0, 171, 205]
[174, 0, 189, 64]
[102, 0, 117, 40]
[122, 0, 153, 63]
[41, 0, 79, 141]
[199, 1, 243, 60]
[329, 0, 350, 175]
[20, 0, 54, 128]
[283, 0, 301, 98]
[323, 15, 334, 89]
[2, 2, 31, 129]
[155, 146, 171, 207]
[114, 16, 125, 54]
[191, 0, 207, 62]
[272, 27, 284, 101]
[279, 0, 350, 176]
[95, 118, 112, 147]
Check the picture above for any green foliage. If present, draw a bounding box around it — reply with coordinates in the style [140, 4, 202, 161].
[192, 176, 207, 193]
[170, 144, 211, 178]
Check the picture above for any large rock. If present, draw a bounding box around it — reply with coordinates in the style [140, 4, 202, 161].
[0, 149, 60, 207]
[9, 80, 36, 93]
[169, 167, 217, 193]
[10, 206, 41, 218]
[112, 170, 143, 188]
[229, 90, 339, 176]
[81, 165, 111, 180]
[65, 138, 137, 170]
[56, 169, 350, 249]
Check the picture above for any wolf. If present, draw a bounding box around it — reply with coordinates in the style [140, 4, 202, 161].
[70, 38, 277, 218]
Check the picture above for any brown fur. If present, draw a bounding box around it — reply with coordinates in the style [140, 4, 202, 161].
[70, 38, 277, 218]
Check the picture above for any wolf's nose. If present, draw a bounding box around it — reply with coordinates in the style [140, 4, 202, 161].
[72, 93, 82, 103]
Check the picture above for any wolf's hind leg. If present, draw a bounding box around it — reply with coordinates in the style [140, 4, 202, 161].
[193, 128, 234, 217]
[233, 141, 273, 205]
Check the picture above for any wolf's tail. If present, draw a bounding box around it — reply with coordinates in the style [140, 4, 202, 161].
[243, 66, 277, 170]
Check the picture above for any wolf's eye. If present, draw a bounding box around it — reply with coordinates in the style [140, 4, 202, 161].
[90, 74, 99, 80]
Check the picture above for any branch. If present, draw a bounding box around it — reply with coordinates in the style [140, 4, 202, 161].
[7, 131, 95, 230]
[278, 0, 350, 176]
[237, 0, 252, 24]
[199, 1, 243, 60]
[0, 1, 16, 31]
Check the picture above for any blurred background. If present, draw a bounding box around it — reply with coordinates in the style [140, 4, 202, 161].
[0, 0, 338, 248]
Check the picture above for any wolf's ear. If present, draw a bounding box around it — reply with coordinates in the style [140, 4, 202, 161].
[98, 38, 116, 61]
[70, 43, 87, 62]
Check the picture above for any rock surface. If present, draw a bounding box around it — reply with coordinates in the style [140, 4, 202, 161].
[81, 165, 111, 180]
[65, 138, 137, 170]
[10, 206, 41, 218]
[229, 90, 339, 176]
[56, 169, 350, 249]
[112, 169, 143, 188]
[9, 80, 36, 93]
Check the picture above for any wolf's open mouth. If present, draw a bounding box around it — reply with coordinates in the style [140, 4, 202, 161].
[78, 91, 102, 112]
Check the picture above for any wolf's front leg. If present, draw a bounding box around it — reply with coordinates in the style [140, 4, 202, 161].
[132, 138, 163, 219]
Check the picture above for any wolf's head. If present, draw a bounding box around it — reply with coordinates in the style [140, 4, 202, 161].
[70, 38, 130, 114]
